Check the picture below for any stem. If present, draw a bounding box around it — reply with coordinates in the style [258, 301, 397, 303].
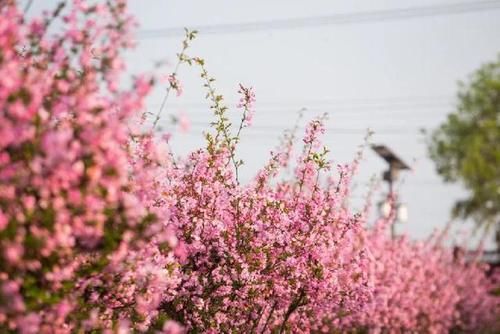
[260, 301, 278, 334]
[235, 103, 249, 139]
[151, 52, 184, 130]
[230, 105, 251, 184]
[279, 290, 306, 334]
[294, 142, 313, 208]
[248, 305, 263, 334]
[23, 0, 34, 14]
[151, 29, 196, 130]
[195, 60, 241, 184]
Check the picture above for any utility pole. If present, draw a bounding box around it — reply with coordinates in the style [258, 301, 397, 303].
[372, 144, 411, 238]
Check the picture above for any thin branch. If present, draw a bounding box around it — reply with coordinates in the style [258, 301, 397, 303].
[151, 29, 197, 130]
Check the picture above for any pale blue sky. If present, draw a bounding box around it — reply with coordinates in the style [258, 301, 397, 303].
[28, 0, 500, 248]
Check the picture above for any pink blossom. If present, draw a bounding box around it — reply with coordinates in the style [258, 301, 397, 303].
[4, 244, 23, 264]
[167, 74, 183, 97]
[237, 83, 255, 127]
[178, 112, 190, 133]
[163, 320, 184, 334]
[18, 313, 41, 334]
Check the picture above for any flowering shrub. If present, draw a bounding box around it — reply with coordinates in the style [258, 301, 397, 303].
[356, 220, 500, 333]
[0, 1, 498, 333]
[0, 1, 180, 332]
[159, 114, 372, 332]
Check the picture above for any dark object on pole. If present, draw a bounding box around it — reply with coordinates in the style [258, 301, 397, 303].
[372, 144, 411, 238]
[371, 145, 411, 170]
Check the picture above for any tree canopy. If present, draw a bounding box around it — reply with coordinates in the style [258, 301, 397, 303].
[429, 56, 500, 234]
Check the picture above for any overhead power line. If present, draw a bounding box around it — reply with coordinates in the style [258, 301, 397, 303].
[138, 1, 500, 38]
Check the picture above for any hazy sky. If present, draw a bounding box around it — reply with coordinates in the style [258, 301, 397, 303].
[29, 0, 500, 248]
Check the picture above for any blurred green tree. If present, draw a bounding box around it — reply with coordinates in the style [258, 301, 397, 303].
[428, 56, 500, 245]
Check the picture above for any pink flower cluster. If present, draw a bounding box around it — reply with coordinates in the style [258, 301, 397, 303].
[0, 1, 498, 333]
[167, 74, 183, 97]
[237, 84, 255, 126]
